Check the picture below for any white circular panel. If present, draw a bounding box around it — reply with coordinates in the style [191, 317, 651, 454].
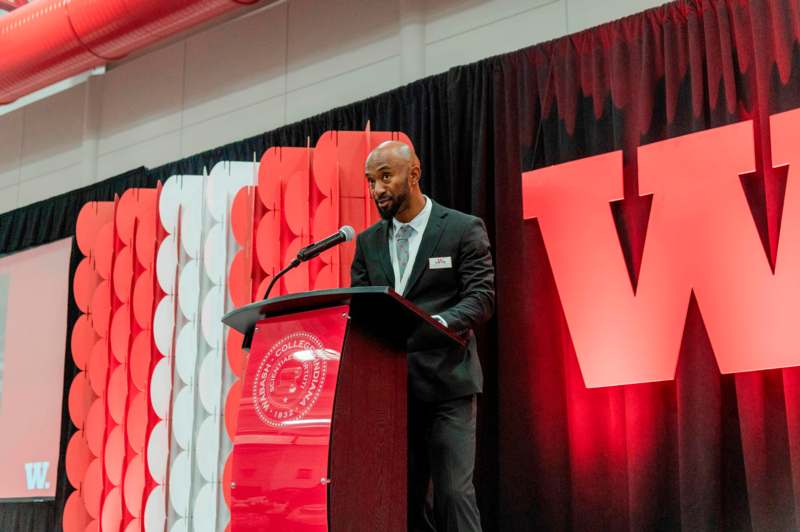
[169, 518, 189, 532]
[201, 286, 224, 348]
[178, 260, 200, 319]
[150, 357, 172, 419]
[144, 485, 166, 532]
[208, 161, 257, 222]
[192, 483, 218, 532]
[179, 175, 203, 206]
[220, 161, 258, 190]
[203, 223, 225, 285]
[156, 236, 178, 294]
[175, 322, 198, 385]
[206, 165, 228, 222]
[152, 295, 174, 357]
[196, 415, 221, 482]
[172, 386, 195, 451]
[159, 177, 183, 234]
[147, 421, 168, 483]
[181, 203, 202, 259]
[169, 451, 191, 516]
[199, 350, 221, 415]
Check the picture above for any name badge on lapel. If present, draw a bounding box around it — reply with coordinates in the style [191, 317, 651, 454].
[429, 256, 452, 269]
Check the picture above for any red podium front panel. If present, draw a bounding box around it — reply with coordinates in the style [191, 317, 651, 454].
[232, 305, 349, 532]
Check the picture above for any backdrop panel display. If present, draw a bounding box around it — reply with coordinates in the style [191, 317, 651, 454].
[0, 238, 72, 500]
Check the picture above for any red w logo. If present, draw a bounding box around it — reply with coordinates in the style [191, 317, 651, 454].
[522, 107, 800, 388]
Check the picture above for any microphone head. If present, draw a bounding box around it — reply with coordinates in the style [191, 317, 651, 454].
[340, 225, 356, 241]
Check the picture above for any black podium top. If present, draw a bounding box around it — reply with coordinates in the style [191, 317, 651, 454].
[221, 286, 464, 350]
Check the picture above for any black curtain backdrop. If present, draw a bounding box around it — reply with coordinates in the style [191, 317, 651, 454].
[1, 0, 799, 529]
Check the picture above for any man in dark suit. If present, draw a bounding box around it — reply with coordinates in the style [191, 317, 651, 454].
[350, 140, 495, 532]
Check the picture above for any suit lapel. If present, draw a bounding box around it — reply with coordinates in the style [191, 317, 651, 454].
[403, 201, 448, 297]
[376, 220, 395, 287]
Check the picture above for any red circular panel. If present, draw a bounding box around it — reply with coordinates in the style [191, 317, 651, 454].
[222, 453, 232, 508]
[126, 392, 147, 453]
[101, 487, 122, 532]
[256, 276, 271, 301]
[87, 340, 108, 397]
[282, 239, 309, 294]
[89, 281, 111, 338]
[110, 306, 131, 363]
[228, 250, 252, 308]
[116, 190, 139, 246]
[107, 366, 127, 424]
[257, 155, 282, 208]
[76, 202, 113, 257]
[283, 172, 309, 236]
[225, 380, 242, 439]
[124, 519, 141, 532]
[71, 315, 96, 371]
[81, 458, 102, 519]
[63, 490, 90, 532]
[123, 455, 145, 518]
[84, 399, 105, 457]
[135, 215, 157, 269]
[93, 224, 114, 280]
[104, 426, 124, 485]
[74, 258, 99, 313]
[136, 188, 157, 212]
[84, 520, 99, 532]
[312, 132, 337, 194]
[66, 431, 93, 490]
[231, 186, 255, 247]
[132, 270, 154, 330]
[130, 332, 151, 392]
[312, 197, 337, 243]
[312, 262, 338, 291]
[256, 212, 281, 274]
[113, 247, 134, 303]
[226, 330, 246, 377]
[68, 372, 94, 430]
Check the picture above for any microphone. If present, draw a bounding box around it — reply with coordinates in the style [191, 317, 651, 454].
[297, 225, 356, 262]
[260, 226, 356, 301]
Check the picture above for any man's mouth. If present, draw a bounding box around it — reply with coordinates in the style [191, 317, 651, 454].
[377, 198, 391, 209]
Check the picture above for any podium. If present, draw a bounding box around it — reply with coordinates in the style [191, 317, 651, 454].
[222, 286, 464, 532]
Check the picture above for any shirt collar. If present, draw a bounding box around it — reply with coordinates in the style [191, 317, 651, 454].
[392, 195, 432, 235]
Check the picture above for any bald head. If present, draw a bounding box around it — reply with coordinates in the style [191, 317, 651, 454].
[364, 140, 425, 222]
[366, 140, 419, 168]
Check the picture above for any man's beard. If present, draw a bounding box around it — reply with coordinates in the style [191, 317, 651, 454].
[375, 186, 409, 220]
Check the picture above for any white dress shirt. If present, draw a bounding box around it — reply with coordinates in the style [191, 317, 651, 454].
[388, 195, 433, 296]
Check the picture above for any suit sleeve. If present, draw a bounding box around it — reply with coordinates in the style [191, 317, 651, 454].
[437, 217, 495, 332]
[350, 233, 370, 287]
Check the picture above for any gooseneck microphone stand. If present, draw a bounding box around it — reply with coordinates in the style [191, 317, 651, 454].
[241, 225, 354, 350]
[261, 257, 301, 301]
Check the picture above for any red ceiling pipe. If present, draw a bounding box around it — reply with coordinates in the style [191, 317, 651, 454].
[0, 0, 259, 104]
[0, 1, 28, 11]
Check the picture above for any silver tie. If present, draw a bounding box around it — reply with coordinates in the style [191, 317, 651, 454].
[396, 224, 414, 278]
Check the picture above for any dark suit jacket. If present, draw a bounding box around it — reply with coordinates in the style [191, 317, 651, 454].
[350, 199, 495, 401]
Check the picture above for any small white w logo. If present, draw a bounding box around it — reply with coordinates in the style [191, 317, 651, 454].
[24, 462, 49, 490]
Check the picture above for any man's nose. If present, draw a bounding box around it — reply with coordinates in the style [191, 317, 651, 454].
[373, 181, 386, 196]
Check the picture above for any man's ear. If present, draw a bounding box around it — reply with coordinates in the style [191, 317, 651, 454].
[410, 164, 421, 186]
